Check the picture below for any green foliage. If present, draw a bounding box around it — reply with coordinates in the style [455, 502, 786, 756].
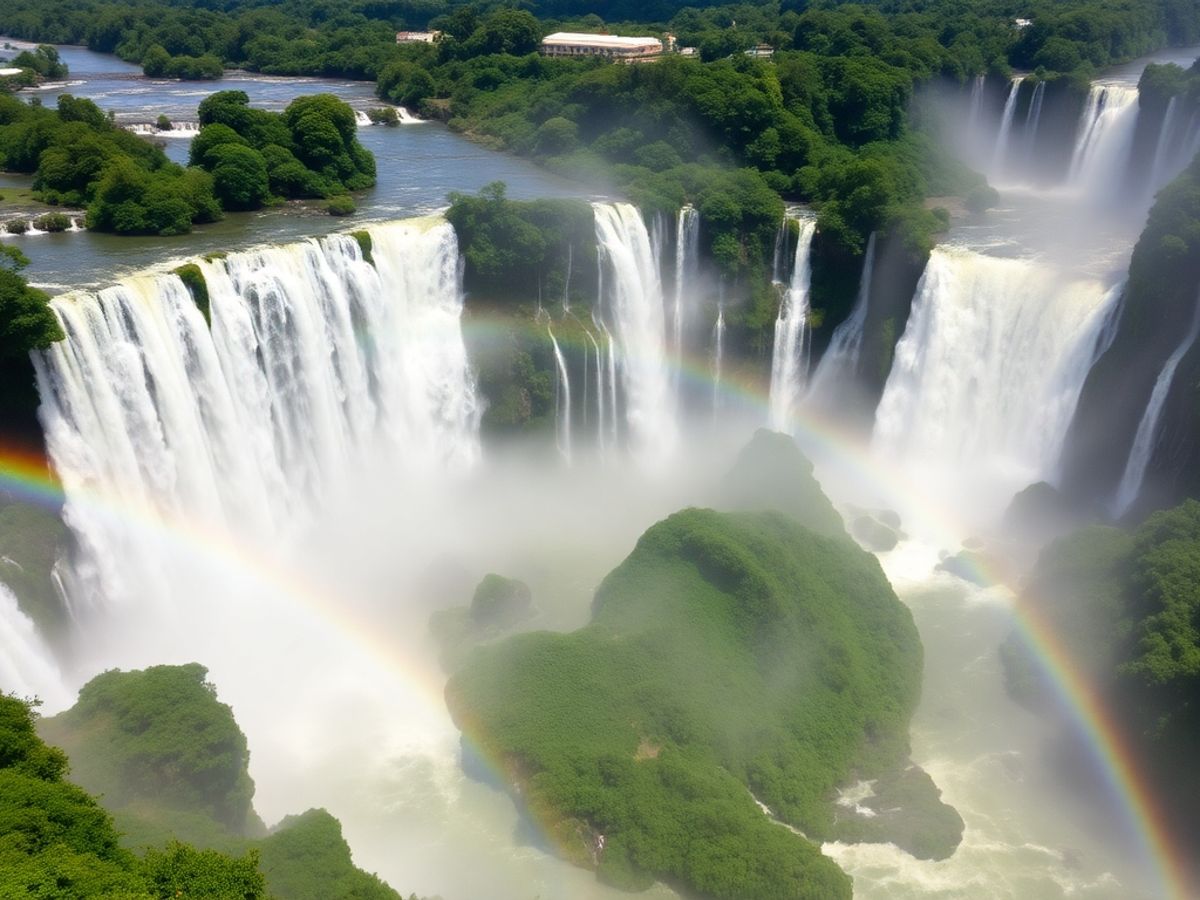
[326, 194, 356, 216]
[448, 500, 941, 898]
[173, 263, 210, 325]
[0, 93, 221, 235]
[0, 693, 265, 899]
[446, 183, 597, 305]
[0, 245, 64, 357]
[34, 211, 70, 232]
[142, 44, 223, 80]
[191, 91, 375, 209]
[431, 573, 534, 671]
[257, 809, 401, 900]
[39, 664, 259, 838]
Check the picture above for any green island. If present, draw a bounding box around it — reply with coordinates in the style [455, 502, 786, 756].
[446, 432, 961, 899]
[4, 662, 426, 899]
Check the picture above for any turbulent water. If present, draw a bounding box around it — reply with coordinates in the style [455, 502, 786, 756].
[1068, 84, 1141, 193]
[768, 218, 817, 431]
[0, 584, 69, 708]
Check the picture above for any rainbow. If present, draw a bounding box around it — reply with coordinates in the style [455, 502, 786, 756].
[1, 315, 1195, 898]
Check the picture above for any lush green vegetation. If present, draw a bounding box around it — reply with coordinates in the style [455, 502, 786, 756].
[449, 480, 957, 897]
[0, 92, 222, 235]
[0, 692, 268, 898]
[0, 245, 62, 357]
[258, 809, 404, 900]
[191, 91, 376, 207]
[1003, 500, 1200, 839]
[28, 663, 419, 900]
[39, 664, 261, 842]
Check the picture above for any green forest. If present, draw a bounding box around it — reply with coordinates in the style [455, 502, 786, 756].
[5, 663, 420, 899]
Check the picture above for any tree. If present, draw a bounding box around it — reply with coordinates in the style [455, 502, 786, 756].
[0, 246, 64, 357]
[205, 143, 270, 210]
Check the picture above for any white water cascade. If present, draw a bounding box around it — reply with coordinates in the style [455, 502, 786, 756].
[991, 76, 1025, 175]
[872, 248, 1120, 517]
[767, 219, 817, 432]
[809, 232, 876, 402]
[1022, 79, 1046, 167]
[35, 219, 481, 616]
[592, 202, 675, 465]
[1111, 293, 1200, 516]
[548, 325, 572, 462]
[1068, 84, 1140, 192]
[0, 584, 70, 707]
[672, 205, 700, 383]
[712, 305, 725, 420]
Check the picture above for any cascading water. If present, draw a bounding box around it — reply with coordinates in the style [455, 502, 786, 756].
[1022, 79, 1046, 167]
[548, 325, 572, 462]
[871, 248, 1120, 517]
[35, 219, 481, 616]
[767, 219, 816, 432]
[1111, 292, 1200, 515]
[808, 232, 876, 402]
[712, 304, 725, 421]
[592, 202, 675, 465]
[1068, 84, 1140, 192]
[0, 584, 70, 707]
[672, 205, 699, 380]
[991, 76, 1025, 175]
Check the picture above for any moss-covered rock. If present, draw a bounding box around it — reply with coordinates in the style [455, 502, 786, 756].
[173, 262, 210, 326]
[447, 507, 956, 898]
[351, 230, 373, 265]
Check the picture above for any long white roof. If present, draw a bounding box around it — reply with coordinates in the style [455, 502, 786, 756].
[542, 32, 661, 48]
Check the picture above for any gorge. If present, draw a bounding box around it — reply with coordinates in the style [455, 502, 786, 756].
[4, 22, 1200, 900]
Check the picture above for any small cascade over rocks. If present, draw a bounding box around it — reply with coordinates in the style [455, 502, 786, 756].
[768, 217, 816, 432]
[872, 247, 1120, 518]
[126, 120, 201, 137]
[592, 202, 675, 466]
[1112, 292, 1200, 516]
[35, 219, 480, 615]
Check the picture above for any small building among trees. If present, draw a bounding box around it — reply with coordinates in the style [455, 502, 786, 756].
[540, 32, 662, 59]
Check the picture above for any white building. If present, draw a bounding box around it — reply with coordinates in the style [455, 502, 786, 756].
[396, 31, 441, 44]
[540, 32, 663, 59]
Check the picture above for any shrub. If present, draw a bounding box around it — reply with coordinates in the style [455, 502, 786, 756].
[326, 194, 356, 216]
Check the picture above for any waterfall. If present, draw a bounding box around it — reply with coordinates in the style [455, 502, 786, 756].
[992, 76, 1025, 175]
[809, 232, 876, 400]
[0, 584, 70, 708]
[672, 205, 700, 371]
[35, 219, 480, 614]
[872, 248, 1120, 516]
[1023, 79, 1046, 167]
[967, 74, 986, 132]
[767, 219, 817, 432]
[592, 202, 675, 465]
[548, 325, 572, 462]
[1111, 293, 1200, 516]
[1068, 84, 1140, 191]
[1148, 96, 1187, 198]
[712, 304, 725, 421]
